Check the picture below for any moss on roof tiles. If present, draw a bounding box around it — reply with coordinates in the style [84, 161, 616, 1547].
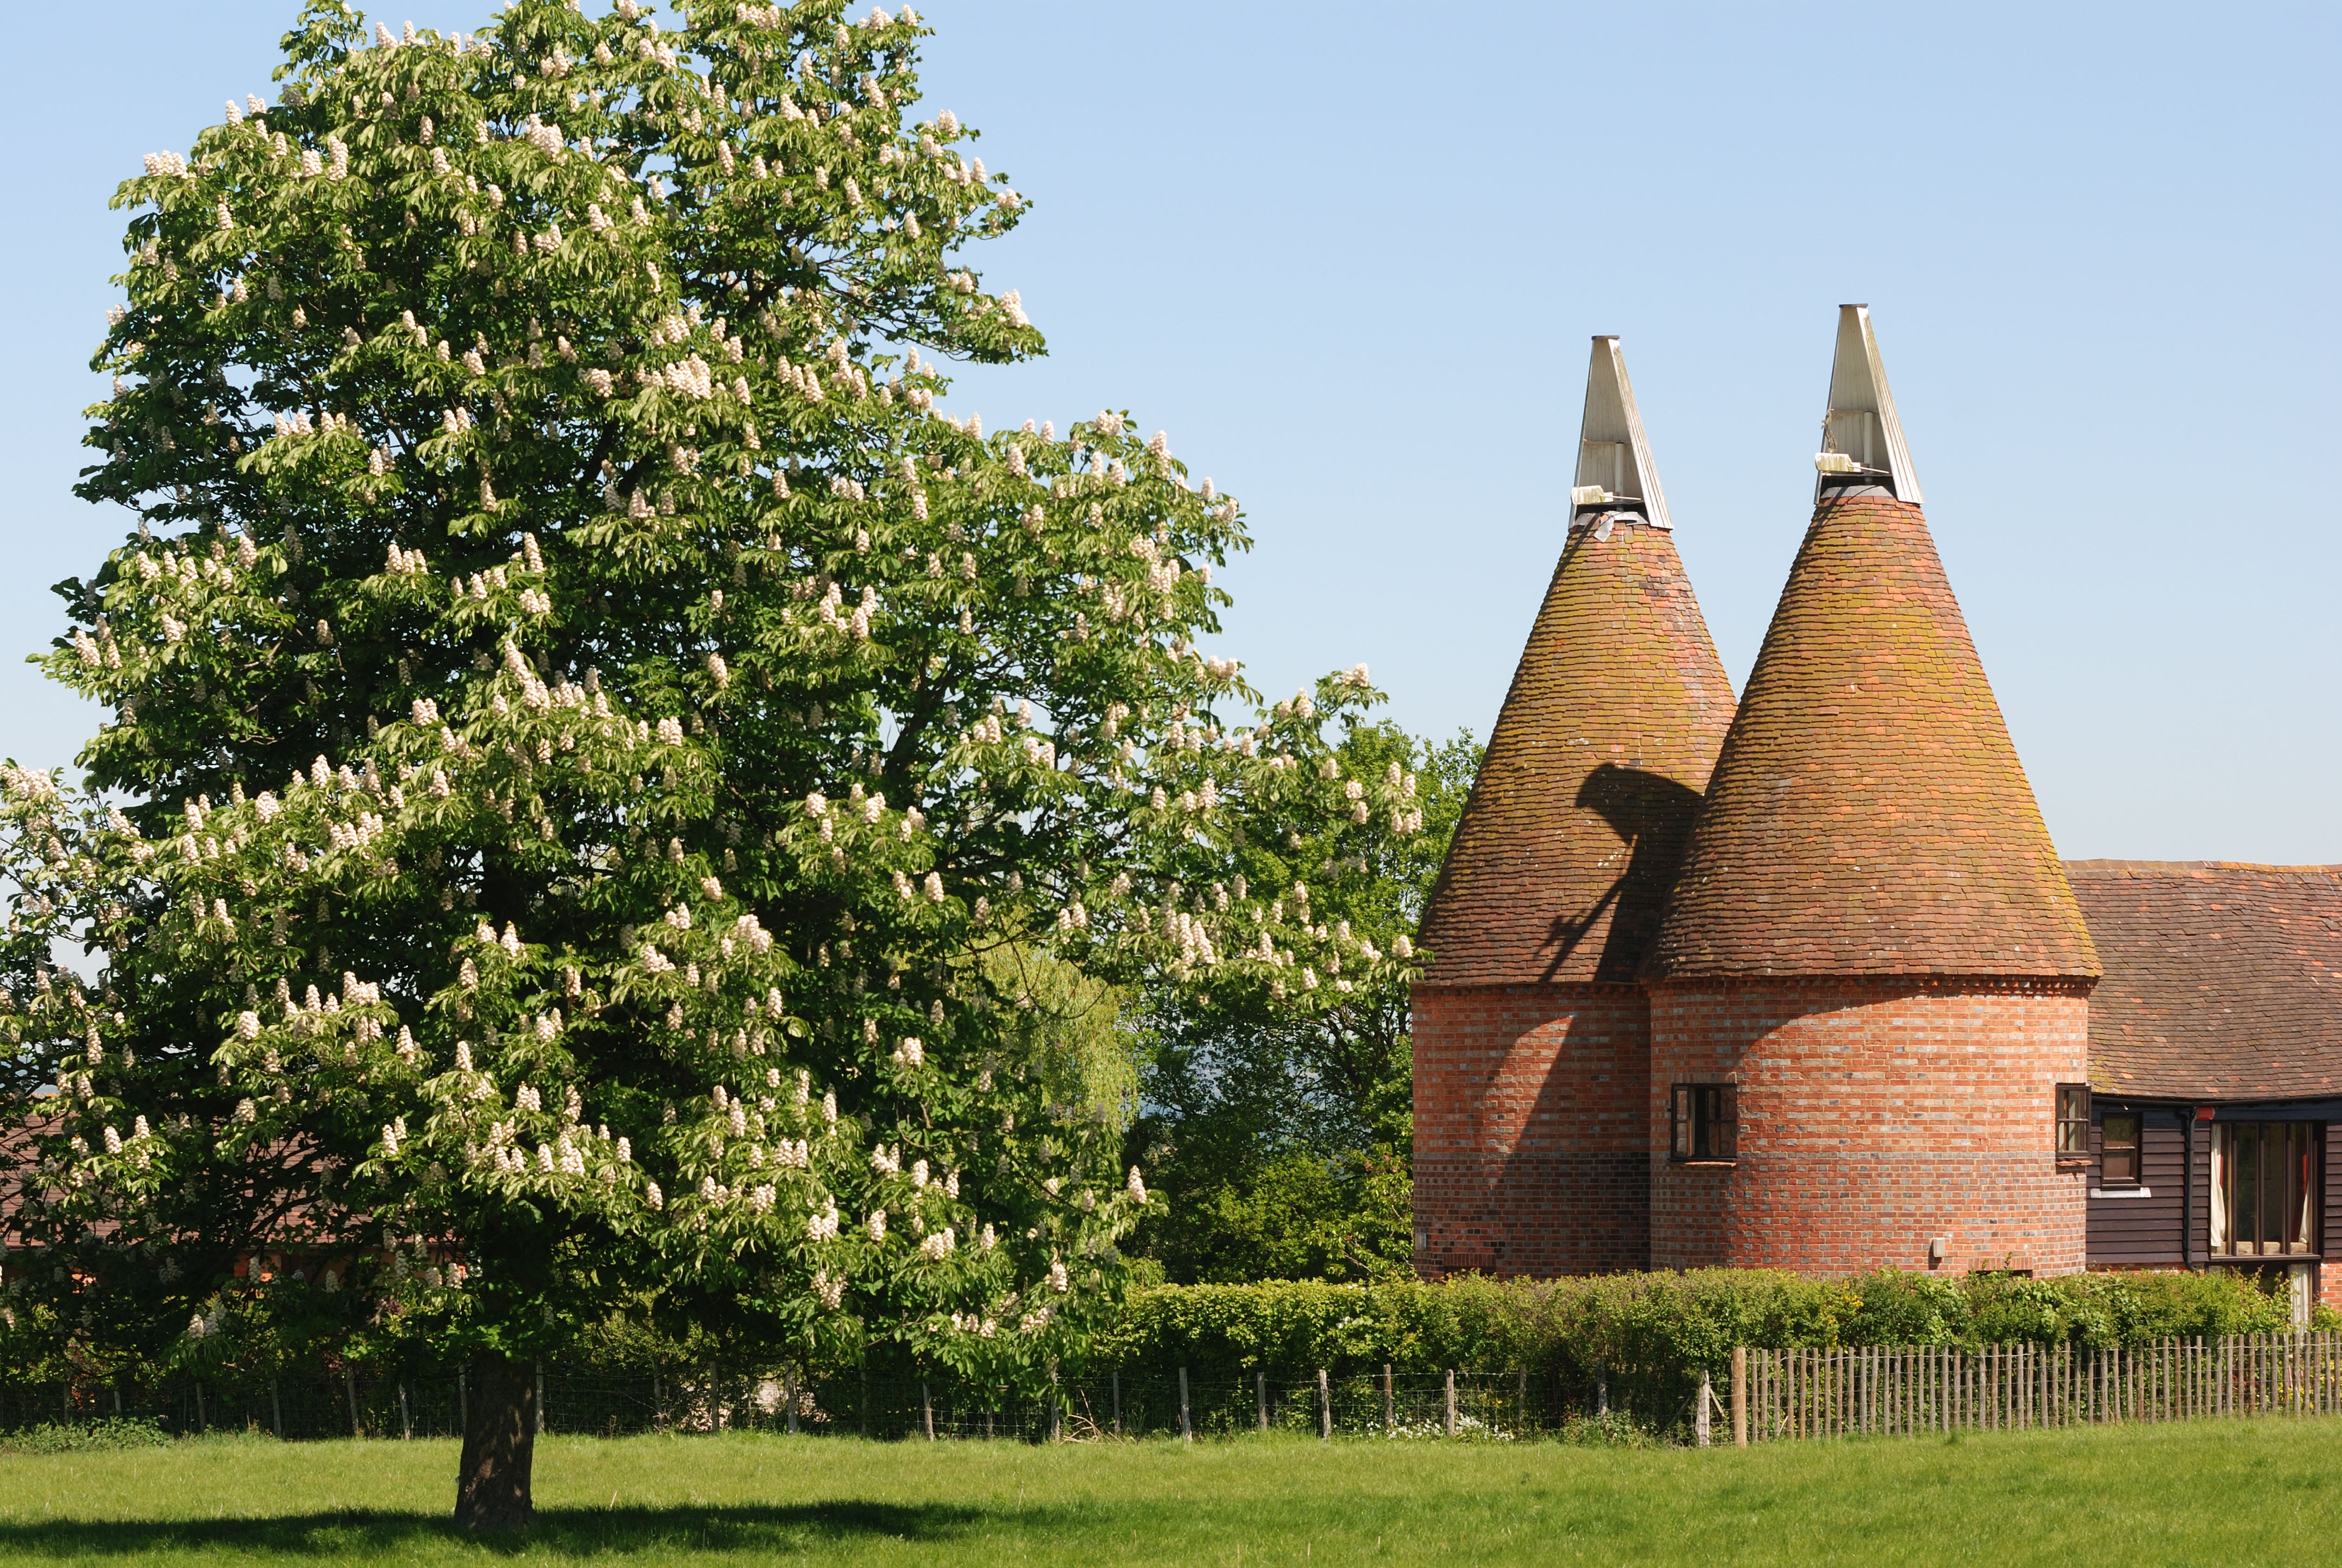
[1417, 521, 1734, 987]
[1648, 495, 2098, 980]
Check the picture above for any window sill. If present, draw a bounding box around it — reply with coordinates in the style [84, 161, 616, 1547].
[2089, 1186, 2151, 1199]
[1671, 1159, 1739, 1169]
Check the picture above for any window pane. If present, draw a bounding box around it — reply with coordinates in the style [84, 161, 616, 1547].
[2056, 1086, 2089, 1154]
[2102, 1114, 2140, 1187]
[2260, 1126, 2287, 1253]
[2235, 1127, 2261, 1251]
[1670, 1086, 1688, 1160]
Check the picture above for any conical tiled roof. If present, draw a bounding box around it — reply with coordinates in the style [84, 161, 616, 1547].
[1419, 341, 1734, 987]
[1646, 492, 2099, 979]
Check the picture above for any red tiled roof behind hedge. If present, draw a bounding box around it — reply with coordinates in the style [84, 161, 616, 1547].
[2068, 860, 2342, 1101]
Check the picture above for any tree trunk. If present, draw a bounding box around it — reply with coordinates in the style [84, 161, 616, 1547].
[453, 1350, 537, 1532]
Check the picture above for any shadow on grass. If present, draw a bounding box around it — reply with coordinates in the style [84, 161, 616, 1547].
[0, 1500, 1018, 1558]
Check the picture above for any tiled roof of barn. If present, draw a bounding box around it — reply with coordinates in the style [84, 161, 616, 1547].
[2068, 860, 2342, 1101]
[1416, 518, 1735, 986]
[1646, 494, 2099, 979]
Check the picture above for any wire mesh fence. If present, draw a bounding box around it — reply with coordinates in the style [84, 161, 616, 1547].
[7, 1332, 2339, 1445]
[0, 1362, 1666, 1444]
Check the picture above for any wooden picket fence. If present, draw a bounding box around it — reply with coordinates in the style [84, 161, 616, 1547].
[1737, 1332, 2342, 1444]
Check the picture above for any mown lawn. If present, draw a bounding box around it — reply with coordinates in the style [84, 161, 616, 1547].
[0, 1418, 2335, 1565]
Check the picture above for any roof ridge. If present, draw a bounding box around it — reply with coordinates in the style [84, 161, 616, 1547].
[2065, 859, 2342, 877]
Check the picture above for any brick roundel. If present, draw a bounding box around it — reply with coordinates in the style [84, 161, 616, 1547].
[1648, 496, 2098, 980]
[1419, 522, 1735, 987]
[1648, 978, 2090, 1277]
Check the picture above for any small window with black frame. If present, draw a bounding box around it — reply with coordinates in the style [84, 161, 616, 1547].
[1670, 1082, 1737, 1162]
[2056, 1085, 2091, 1163]
[2098, 1111, 2142, 1188]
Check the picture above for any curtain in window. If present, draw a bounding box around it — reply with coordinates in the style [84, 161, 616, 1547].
[2210, 1123, 2322, 1256]
[2287, 1125, 2315, 1251]
[2207, 1130, 2228, 1253]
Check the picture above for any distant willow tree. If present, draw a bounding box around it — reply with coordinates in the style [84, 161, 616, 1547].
[2, 0, 1429, 1529]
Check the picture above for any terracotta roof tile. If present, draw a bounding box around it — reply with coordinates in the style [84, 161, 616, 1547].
[2068, 860, 2342, 1101]
[1648, 495, 2098, 979]
[1418, 521, 1734, 986]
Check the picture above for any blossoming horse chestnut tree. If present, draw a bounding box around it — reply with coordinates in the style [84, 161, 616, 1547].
[3, 0, 1428, 1530]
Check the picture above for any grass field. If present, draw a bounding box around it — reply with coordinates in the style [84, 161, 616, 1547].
[0, 1419, 2335, 1565]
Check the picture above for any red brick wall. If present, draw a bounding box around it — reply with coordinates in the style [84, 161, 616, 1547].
[1411, 984, 1650, 1277]
[1647, 979, 2091, 1277]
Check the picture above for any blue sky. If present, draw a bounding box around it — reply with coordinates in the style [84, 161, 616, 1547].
[3, 1, 2335, 861]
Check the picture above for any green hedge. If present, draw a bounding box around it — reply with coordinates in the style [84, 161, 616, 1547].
[1097, 1269, 2318, 1383]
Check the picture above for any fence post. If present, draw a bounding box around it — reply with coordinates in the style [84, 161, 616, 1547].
[923, 1380, 935, 1441]
[344, 1367, 360, 1439]
[535, 1359, 547, 1436]
[1382, 1364, 1394, 1433]
[1444, 1370, 1456, 1437]
[1257, 1369, 1268, 1434]
[784, 1369, 799, 1435]
[1596, 1361, 1608, 1417]
[1318, 1368, 1331, 1441]
[399, 1381, 413, 1440]
[1178, 1366, 1191, 1443]
[1048, 1368, 1061, 1443]
[270, 1376, 283, 1441]
[1697, 1367, 1713, 1448]
[459, 1364, 468, 1435]
[1732, 1348, 1747, 1448]
[195, 1382, 207, 1436]
[1112, 1369, 1122, 1437]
